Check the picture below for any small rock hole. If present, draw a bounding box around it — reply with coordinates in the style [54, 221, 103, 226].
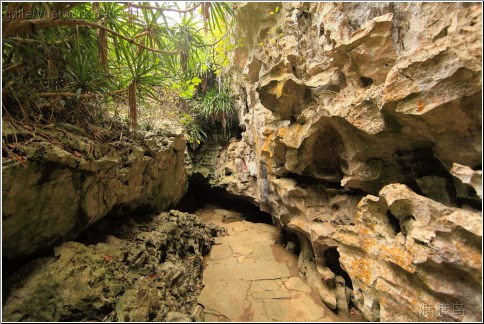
[386, 210, 401, 234]
[360, 76, 373, 87]
[323, 248, 353, 289]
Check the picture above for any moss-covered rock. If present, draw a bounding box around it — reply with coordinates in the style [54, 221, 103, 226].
[2, 124, 189, 259]
[3, 210, 225, 322]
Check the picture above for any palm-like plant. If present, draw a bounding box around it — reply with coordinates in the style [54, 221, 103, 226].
[191, 84, 237, 144]
[2, 2, 235, 131]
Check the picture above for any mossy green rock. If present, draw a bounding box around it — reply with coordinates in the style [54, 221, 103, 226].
[3, 211, 225, 322]
[2, 124, 189, 259]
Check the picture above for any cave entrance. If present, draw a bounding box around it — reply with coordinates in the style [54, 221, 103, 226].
[176, 177, 274, 225]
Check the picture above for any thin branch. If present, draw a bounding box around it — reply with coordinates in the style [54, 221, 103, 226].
[8, 37, 43, 44]
[133, 30, 148, 39]
[8, 36, 72, 45]
[122, 2, 201, 13]
[2, 61, 26, 72]
[34, 88, 129, 99]
[196, 32, 228, 48]
[3, 19, 180, 55]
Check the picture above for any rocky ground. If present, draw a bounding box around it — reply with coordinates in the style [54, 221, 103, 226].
[2, 210, 224, 322]
[195, 204, 364, 322]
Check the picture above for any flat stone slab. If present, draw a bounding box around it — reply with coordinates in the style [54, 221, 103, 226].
[203, 261, 290, 282]
[229, 241, 254, 257]
[263, 293, 326, 321]
[290, 292, 326, 321]
[283, 276, 312, 293]
[210, 244, 233, 260]
[252, 290, 292, 299]
[198, 279, 251, 319]
[249, 279, 285, 292]
[264, 299, 293, 321]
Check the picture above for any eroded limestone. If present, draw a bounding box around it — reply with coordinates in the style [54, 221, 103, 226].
[193, 2, 482, 321]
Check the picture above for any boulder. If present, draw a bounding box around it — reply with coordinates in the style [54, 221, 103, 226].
[2, 124, 189, 259]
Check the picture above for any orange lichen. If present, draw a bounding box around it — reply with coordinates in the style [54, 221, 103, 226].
[454, 240, 482, 270]
[276, 126, 289, 138]
[261, 132, 275, 156]
[350, 257, 373, 287]
[355, 210, 364, 222]
[380, 244, 415, 273]
[416, 99, 425, 112]
[355, 236, 377, 258]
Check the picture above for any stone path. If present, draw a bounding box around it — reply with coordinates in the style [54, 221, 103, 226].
[195, 204, 347, 322]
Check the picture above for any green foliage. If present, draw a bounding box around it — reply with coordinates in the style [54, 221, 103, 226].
[180, 113, 207, 150]
[269, 5, 280, 15]
[65, 38, 110, 96]
[2, 2, 236, 131]
[170, 77, 202, 99]
[194, 86, 234, 123]
[189, 84, 238, 148]
[204, 2, 234, 34]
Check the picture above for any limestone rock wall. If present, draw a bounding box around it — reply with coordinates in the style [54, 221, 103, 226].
[2, 124, 189, 259]
[193, 2, 482, 321]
